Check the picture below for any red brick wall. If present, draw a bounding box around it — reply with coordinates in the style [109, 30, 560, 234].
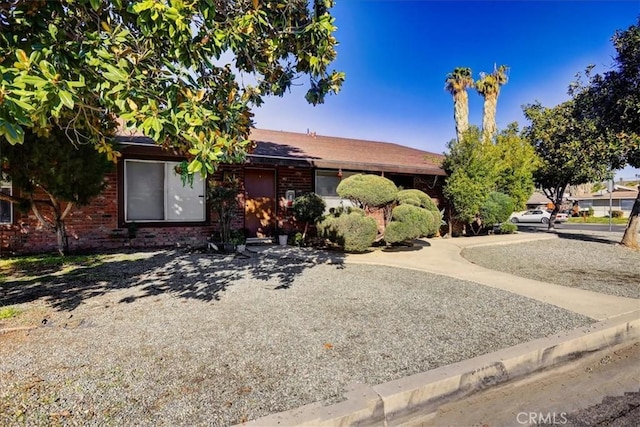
[1, 170, 216, 255]
[0, 164, 445, 254]
[276, 167, 313, 233]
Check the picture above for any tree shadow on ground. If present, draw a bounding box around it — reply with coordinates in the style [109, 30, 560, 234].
[245, 246, 345, 289]
[555, 232, 621, 245]
[557, 268, 640, 299]
[382, 240, 431, 253]
[0, 247, 345, 311]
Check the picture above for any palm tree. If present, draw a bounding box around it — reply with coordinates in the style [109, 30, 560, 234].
[445, 67, 474, 143]
[476, 64, 509, 141]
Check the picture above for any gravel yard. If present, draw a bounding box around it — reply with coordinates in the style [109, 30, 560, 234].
[461, 230, 640, 299]
[1, 246, 594, 426]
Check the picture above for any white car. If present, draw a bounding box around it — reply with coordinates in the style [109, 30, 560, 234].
[510, 210, 551, 224]
[555, 212, 569, 222]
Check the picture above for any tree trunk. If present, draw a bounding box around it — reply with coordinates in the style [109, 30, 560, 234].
[454, 91, 469, 142]
[620, 186, 639, 249]
[55, 220, 69, 256]
[547, 186, 566, 231]
[482, 94, 498, 141]
[30, 195, 73, 256]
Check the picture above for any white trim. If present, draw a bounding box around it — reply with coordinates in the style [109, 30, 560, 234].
[0, 182, 12, 224]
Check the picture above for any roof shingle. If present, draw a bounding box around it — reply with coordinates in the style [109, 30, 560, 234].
[249, 128, 445, 176]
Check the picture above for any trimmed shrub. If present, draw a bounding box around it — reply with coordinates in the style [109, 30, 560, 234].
[292, 192, 326, 239]
[397, 189, 438, 211]
[480, 192, 514, 227]
[329, 205, 365, 217]
[336, 174, 398, 210]
[498, 222, 517, 234]
[385, 189, 441, 243]
[611, 210, 624, 218]
[384, 221, 414, 244]
[384, 205, 440, 243]
[318, 210, 377, 252]
[425, 209, 441, 237]
[292, 193, 326, 223]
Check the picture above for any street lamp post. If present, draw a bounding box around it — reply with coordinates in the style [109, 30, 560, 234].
[608, 180, 613, 232]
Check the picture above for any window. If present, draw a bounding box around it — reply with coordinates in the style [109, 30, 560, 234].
[620, 199, 635, 211]
[124, 160, 205, 222]
[0, 181, 12, 224]
[315, 169, 357, 197]
[579, 200, 593, 209]
[315, 169, 359, 212]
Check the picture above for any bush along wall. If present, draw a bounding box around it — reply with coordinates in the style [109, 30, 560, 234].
[384, 189, 441, 244]
[318, 207, 378, 252]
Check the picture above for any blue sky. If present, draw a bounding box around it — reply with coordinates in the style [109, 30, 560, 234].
[251, 0, 640, 181]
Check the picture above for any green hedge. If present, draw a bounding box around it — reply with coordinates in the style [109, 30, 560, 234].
[318, 211, 377, 252]
[497, 222, 517, 234]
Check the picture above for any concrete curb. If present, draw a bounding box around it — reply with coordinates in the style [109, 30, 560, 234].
[239, 310, 640, 427]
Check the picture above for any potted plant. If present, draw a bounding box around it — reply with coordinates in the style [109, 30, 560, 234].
[230, 229, 246, 253]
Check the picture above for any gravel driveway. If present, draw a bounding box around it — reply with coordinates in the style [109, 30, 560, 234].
[461, 230, 640, 299]
[1, 246, 594, 426]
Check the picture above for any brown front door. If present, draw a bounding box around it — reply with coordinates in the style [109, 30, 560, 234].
[244, 169, 276, 238]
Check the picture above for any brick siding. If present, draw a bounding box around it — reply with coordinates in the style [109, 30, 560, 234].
[1, 163, 445, 254]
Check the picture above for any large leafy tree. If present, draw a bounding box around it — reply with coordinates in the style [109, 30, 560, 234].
[445, 67, 474, 143]
[0, 0, 344, 174]
[443, 124, 537, 234]
[1, 129, 114, 255]
[476, 64, 508, 141]
[494, 123, 539, 210]
[571, 19, 640, 248]
[522, 100, 628, 229]
[442, 126, 500, 234]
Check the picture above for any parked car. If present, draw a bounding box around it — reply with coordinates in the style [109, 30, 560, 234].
[510, 210, 551, 224]
[555, 212, 569, 222]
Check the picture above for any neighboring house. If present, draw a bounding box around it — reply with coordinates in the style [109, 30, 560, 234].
[568, 185, 639, 217]
[525, 192, 554, 211]
[0, 129, 446, 254]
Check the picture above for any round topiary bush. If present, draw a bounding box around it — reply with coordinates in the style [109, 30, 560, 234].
[383, 220, 413, 244]
[318, 210, 377, 252]
[397, 189, 438, 211]
[384, 189, 441, 243]
[292, 192, 326, 240]
[384, 204, 438, 243]
[336, 174, 398, 210]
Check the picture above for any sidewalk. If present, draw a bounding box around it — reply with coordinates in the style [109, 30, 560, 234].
[344, 232, 640, 321]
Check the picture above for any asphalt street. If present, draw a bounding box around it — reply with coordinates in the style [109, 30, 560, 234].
[430, 342, 640, 426]
[515, 222, 631, 233]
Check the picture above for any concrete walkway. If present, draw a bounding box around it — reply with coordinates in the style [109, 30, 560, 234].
[344, 232, 640, 320]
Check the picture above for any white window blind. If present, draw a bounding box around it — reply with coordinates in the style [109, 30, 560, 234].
[125, 160, 205, 222]
[0, 183, 12, 224]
